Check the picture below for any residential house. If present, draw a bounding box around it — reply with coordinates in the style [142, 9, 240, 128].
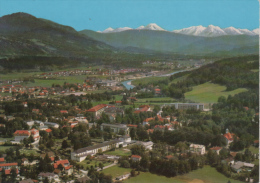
[44, 122, 59, 128]
[210, 147, 223, 155]
[0, 162, 19, 173]
[223, 132, 236, 145]
[13, 128, 40, 144]
[131, 155, 142, 161]
[135, 141, 154, 150]
[53, 160, 73, 175]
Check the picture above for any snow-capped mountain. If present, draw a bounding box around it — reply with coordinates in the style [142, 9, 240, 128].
[173, 25, 258, 37]
[99, 24, 259, 37]
[101, 27, 132, 33]
[100, 23, 165, 33]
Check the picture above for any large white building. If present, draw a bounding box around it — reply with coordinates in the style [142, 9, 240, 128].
[189, 144, 206, 155]
[71, 140, 123, 162]
[164, 103, 204, 111]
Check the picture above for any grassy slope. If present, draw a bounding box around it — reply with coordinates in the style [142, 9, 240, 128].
[185, 82, 248, 103]
[125, 166, 244, 183]
[101, 165, 132, 178]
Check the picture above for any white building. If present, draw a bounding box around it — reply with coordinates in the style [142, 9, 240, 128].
[189, 144, 206, 155]
[71, 140, 123, 162]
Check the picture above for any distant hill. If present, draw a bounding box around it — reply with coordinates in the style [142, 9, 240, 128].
[0, 12, 114, 59]
[80, 29, 259, 56]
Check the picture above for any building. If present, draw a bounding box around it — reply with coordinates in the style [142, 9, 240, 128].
[13, 128, 40, 143]
[189, 144, 205, 155]
[210, 147, 222, 155]
[0, 162, 19, 173]
[231, 161, 254, 173]
[135, 141, 154, 150]
[44, 122, 59, 128]
[163, 103, 204, 111]
[53, 159, 73, 175]
[71, 140, 123, 162]
[131, 155, 142, 161]
[100, 123, 129, 135]
[86, 104, 107, 117]
[38, 172, 59, 182]
[223, 132, 236, 145]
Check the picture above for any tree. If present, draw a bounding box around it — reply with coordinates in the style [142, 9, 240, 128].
[131, 144, 146, 156]
[98, 163, 104, 170]
[62, 140, 69, 149]
[131, 169, 136, 177]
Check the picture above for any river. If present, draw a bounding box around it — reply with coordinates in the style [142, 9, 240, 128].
[122, 69, 186, 90]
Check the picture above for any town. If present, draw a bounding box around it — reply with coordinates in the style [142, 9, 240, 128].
[0, 55, 258, 183]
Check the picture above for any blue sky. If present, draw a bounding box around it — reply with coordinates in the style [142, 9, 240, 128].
[0, 0, 258, 31]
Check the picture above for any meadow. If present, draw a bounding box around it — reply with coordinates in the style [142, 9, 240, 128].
[124, 166, 244, 183]
[184, 82, 248, 103]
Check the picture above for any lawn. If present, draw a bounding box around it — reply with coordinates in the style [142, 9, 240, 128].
[101, 165, 132, 178]
[185, 82, 248, 103]
[0, 146, 14, 151]
[77, 159, 112, 169]
[135, 97, 175, 104]
[125, 166, 244, 183]
[104, 148, 131, 156]
[19, 149, 40, 156]
[132, 76, 168, 86]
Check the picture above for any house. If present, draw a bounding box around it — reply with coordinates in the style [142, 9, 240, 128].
[165, 155, 174, 160]
[60, 110, 68, 114]
[53, 159, 73, 175]
[119, 135, 131, 143]
[40, 152, 55, 162]
[189, 144, 206, 155]
[142, 117, 154, 126]
[38, 172, 59, 182]
[32, 109, 39, 114]
[231, 161, 254, 173]
[0, 158, 5, 164]
[71, 140, 123, 162]
[210, 147, 223, 155]
[86, 104, 108, 117]
[100, 123, 129, 135]
[253, 140, 259, 147]
[223, 132, 236, 145]
[77, 176, 91, 183]
[104, 107, 124, 116]
[45, 129, 52, 133]
[131, 155, 141, 161]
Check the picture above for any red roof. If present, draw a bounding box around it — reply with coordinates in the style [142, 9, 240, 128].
[60, 110, 68, 113]
[144, 117, 155, 122]
[127, 124, 138, 128]
[45, 129, 52, 133]
[165, 155, 173, 159]
[115, 101, 122, 103]
[147, 129, 154, 133]
[254, 140, 259, 144]
[5, 169, 18, 175]
[131, 155, 141, 159]
[0, 163, 18, 167]
[86, 104, 107, 112]
[54, 159, 70, 169]
[155, 89, 161, 91]
[210, 147, 222, 151]
[223, 133, 235, 141]
[0, 158, 5, 162]
[14, 130, 30, 136]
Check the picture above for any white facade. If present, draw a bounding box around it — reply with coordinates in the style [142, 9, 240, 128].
[189, 144, 206, 155]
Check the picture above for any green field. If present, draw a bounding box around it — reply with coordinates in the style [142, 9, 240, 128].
[104, 148, 131, 156]
[132, 76, 168, 86]
[77, 159, 112, 169]
[125, 166, 244, 183]
[185, 82, 248, 103]
[19, 149, 40, 156]
[101, 165, 132, 178]
[0, 146, 15, 151]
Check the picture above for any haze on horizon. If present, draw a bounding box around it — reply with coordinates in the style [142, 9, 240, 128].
[0, 0, 258, 31]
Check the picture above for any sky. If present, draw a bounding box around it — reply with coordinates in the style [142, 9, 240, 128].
[0, 0, 259, 31]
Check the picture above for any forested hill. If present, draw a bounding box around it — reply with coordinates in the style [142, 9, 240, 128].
[170, 54, 259, 90]
[146, 55, 259, 99]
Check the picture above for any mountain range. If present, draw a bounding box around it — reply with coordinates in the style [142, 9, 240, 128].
[99, 24, 259, 37]
[0, 12, 258, 70]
